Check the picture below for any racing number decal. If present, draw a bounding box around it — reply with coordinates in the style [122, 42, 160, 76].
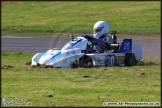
[106, 55, 115, 66]
[124, 41, 130, 50]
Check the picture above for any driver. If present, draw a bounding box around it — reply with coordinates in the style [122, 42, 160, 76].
[82, 21, 113, 53]
[93, 21, 113, 45]
[82, 34, 107, 53]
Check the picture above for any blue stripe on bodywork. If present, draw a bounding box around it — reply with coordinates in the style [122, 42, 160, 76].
[69, 38, 83, 46]
[51, 51, 62, 59]
[52, 52, 79, 64]
[34, 53, 45, 63]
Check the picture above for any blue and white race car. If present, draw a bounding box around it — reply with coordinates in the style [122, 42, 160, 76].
[31, 31, 142, 68]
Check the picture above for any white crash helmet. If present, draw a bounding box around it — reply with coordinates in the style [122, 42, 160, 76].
[93, 21, 110, 39]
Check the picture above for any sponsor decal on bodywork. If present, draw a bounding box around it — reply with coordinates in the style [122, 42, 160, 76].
[34, 53, 45, 63]
[65, 49, 80, 57]
[115, 56, 125, 65]
[116, 56, 124, 61]
[35, 55, 41, 60]
[50, 49, 81, 64]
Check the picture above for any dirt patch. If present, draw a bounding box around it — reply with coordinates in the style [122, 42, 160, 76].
[25, 61, 31, 65]
[14, 52, 23, 55]
[2, 65, 13, 69]
[137, 61, 156, 66]
[43, 94, 53, 98]
[136, 72, 146, 77]
[25, 62, 55, 68]
[101, 68, 108, 71]
[2, 53, 9, 56]
[1, 1, 21, 6]
[26, 60, 80, 68]
[72, 60, 79, 68]
[83, 75, 91, 78]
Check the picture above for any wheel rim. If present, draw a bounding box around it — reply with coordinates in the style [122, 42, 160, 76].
[84, 58, 92, 67]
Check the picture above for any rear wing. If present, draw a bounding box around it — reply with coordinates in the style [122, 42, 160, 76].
[118, 39, 132, 53]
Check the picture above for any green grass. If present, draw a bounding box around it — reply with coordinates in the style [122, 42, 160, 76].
[2, 1, 160, 37]
[1, 1, 161, 107]
[1, 52, 161, 106]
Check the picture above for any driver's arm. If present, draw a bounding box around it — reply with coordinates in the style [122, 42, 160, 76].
[82, 34, 93, 41]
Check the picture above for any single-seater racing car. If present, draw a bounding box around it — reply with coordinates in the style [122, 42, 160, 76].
[31, 31, 142, 68]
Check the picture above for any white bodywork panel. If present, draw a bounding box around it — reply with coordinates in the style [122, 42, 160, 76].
[87, 53, 106, 66]
[62, 37, 88, 50]
[87, 52, 125, 67]
[31, 48, 85, 68]
[47, 54, 84, 68]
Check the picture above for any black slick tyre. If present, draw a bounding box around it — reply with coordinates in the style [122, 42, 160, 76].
[79, 55, 93, 68]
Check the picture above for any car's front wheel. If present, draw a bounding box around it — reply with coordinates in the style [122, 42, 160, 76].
[79, 55, 93, 68]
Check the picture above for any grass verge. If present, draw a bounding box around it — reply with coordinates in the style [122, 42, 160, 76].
[1, 52, 161, 106]
[2, 1, 160, 36]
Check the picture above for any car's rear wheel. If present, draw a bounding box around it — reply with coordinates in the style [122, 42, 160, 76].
[79, 55, 93, 68]
[125, 53, 136, 66]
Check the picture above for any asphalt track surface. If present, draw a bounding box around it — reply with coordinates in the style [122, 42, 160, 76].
[1, 36, 161, 58]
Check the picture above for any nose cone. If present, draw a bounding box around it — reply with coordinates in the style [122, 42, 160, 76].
[38, 53, 54, 64]
[38, 50, 62, 65]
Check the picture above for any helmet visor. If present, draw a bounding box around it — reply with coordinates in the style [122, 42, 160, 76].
[93, 27, 103, 33]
